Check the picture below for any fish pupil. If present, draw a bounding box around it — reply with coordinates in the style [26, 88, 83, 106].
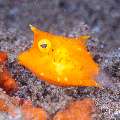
[40, 44, 47, 48]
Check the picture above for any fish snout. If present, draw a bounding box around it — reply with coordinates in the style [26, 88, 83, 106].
[17, 51, 29, 65]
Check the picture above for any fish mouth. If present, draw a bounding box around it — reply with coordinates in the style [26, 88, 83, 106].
[17, 51, 29, 66]
[17, 48, 38, 69]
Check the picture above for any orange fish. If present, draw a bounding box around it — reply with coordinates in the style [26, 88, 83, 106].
[17, 25, 100, 87]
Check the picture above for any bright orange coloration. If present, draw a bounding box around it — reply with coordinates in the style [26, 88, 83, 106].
[0, 91, 47, 120]
[18, 25, 100, 87]
[53, 98, 96, 120]
[21, 101, 47, 120]
[0, 51, 17, 92]
[0, 66, 17, 92]
[0, 51, 7, 63]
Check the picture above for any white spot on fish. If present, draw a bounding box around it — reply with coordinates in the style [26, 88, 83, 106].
[64, 77, 68, 82]
[57, 77, 60, 82]
[40, 72, 44, 76]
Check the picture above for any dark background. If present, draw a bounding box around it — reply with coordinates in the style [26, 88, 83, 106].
[0, 0, 120, 49]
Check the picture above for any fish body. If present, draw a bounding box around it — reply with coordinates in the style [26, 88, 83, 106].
[18, 25, 99, 87]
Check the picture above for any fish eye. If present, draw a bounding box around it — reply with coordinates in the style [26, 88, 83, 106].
[40, 43, 47, 48]
[38, 39, 51, 52]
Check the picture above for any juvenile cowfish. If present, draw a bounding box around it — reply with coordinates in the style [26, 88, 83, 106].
[18, 25, 100, 87]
